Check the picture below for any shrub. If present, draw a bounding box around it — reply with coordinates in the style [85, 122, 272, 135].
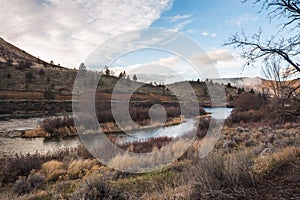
[43, 89, 55, 100]
[0, 153, 46, 184]
[27, 171, 46, 190]
[188, 150, 256, 197]
[41, 160, 66, 182]
[25, 72, 34, 83]
[17, 60, 32, 69]
[234, 92, 266, 112]
[0, 146, 92, 185]
[39, 68, 45, 76]
[67, 159, 97, 179]
[74, 177, 128, 200]
[13, 176, 31, 195]
[42, 116, 74, 137]
[118, 136, 172, 153]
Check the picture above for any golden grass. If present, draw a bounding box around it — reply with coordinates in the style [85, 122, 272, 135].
[67, 159, 98, 179]
[254, 146, 300, 174]
[40, 160, 66, 182]
[22, 127, 47, 138]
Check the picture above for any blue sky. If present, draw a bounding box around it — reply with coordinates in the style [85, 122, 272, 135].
[0, 0, 282, 81]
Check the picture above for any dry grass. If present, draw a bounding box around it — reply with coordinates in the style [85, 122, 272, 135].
[41, 160, 66, 182]
[254, 146, 300, 174]
[22, 127, 47, 138]
[67, 159, 98, 179]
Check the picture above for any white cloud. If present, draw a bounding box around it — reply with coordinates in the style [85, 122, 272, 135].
[227, 13, 259, 26]
[169, 14, 192, 22]
[186, 29, 197, 34]
[201, 31, 209, 36]
[191, 48, 234, 66]
[201, 31, 217, 38]
[173, 19, 193, 31]
[111, 48, 257, 82]
[0, 0, 173, 67]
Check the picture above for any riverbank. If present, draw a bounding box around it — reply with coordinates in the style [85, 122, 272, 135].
[19, 116, 185, 138]
[0, 122, 299, 199]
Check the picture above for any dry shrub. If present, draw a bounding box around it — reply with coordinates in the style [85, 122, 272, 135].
[42, 115, 74, 137]
[0, 146, 92, 185]
[41, 160, 66, 182]
[226, 109, 264, 124]
[13, 176, 31, 195]
[67, 159, 98, 179]
[141, 183, 193, 200]
[27, 171, 46, 190]
[234, 92, 266, 112]
[118, 136, 172, 153]
[108, 138, 191, 172]
[0, 153, 47, 184]
[254, 146, 300, 174]
[70, 176, 128, 200]
[187, 150, 256, 198]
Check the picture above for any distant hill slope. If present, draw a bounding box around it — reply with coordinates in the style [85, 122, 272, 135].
[212, 77, 265, 91]
[0, 38, 177, 101]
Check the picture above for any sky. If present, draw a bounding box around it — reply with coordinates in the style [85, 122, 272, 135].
[0, 0, 282, 81]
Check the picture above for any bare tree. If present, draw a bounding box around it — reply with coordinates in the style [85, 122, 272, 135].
[225, 0, 300, 117]
[225, 0, 300, 73]
[263, 60, 293, 108]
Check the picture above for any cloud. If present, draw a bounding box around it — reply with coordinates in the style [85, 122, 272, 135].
[186, 29, 197, 34]
[201, 31, 217, 37]
[211, 33, 217, 37]
[111, 49, 252, 82]
[169, 14, 192, 22]
[227, 13, 259, 26]
[0, 0, 173, 67]
[201, 31, 209, 36]
[191, 48, 234, 66]
[173, 19, 193, 31]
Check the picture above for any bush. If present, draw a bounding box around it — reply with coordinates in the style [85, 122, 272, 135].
[0, 146, 93, 185]
[13, 176, 31, 195]
[42, 116, 74, 137]
[27, 171, 46, 190]
[234, 92, 266, 112]
[71, 177, 128, 200]
[188, 150, 256, 198]
[118, 137, 172, 153]
[17, 60, 32, 69]
[0, 153, 46, 184]
[39, 68, 45, 76]
[43, 89, 55, 100]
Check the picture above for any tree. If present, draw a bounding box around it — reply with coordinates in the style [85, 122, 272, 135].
[39, 68, 45, 76]
[25, 72, 34, 84]
[133, 74, 137, 81]
[225, 0, 300, 116]
[118, 72, 123, 79]
[50, 60, 54, 65]
[79, 63, 87, 71]
[103, 66, 110, 76]
[225, 0, 300, 74]
[44, 89, 55, 100]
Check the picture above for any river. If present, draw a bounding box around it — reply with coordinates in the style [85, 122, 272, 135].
[0, 108, 232, 158]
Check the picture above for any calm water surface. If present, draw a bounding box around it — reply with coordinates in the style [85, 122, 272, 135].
[0, 108, 232, 158]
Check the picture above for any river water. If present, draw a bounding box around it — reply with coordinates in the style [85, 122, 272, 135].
[0, 108, 232, 158]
